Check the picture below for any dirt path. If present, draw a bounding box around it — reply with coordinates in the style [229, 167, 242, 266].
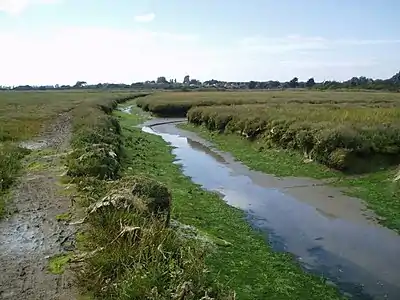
[0, 113, 76, 300]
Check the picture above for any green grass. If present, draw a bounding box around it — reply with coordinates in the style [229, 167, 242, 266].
[180, 123, 400, 232]
[55, 212, 72, 222]
[48, 253, 73, 274]
[115, 109, 345, 300]
[0, 143, 29, 218]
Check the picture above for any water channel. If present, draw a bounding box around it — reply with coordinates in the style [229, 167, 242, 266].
[140, 118, 400, 300]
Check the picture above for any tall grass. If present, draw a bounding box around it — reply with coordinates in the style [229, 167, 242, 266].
[79, 200, 229, 299]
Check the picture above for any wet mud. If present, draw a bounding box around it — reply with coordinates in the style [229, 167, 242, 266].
[0, 113, 76, 300]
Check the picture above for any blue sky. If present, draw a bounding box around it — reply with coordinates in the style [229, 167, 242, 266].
[0, 0, 399, 85]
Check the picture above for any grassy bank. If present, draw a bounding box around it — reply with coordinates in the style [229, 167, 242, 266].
[180, 123, 400, 231]
[107, 105, 345, 299]
[187, 104, 400, 173]
[66, 99, 231, 299]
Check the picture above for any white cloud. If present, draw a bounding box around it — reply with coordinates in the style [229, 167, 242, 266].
[0, 28, 399, 85]
[134, 12, 155, 23]
[0, 0, 60, 15]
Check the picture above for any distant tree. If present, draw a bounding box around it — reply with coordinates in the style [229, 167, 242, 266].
[13, 85, 33, 90]
[189, 79, 201, 85]
[306, 78, 316, 88]
[204, 79, 219, 85]
[74, 81, 87, 88]
[390, 71, 400, 84]
[258, 82, 267, 89]
[267, 81, 281, 89]
[289, 77, 299, 88]
[248, 81, 257, 89]
[157, 76, 168, 84]
[349, 77, 359, 87]
[298, 82, 306, 88]
[183, 75, 190, 84]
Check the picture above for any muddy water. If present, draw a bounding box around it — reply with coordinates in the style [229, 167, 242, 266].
[140, 118, 400, 300]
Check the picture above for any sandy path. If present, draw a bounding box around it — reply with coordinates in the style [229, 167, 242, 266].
[0, 113, 76, 300]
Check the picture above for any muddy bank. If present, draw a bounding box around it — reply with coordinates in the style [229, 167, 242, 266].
[142, 119, 400, 300]
[0, 113, 76, 300]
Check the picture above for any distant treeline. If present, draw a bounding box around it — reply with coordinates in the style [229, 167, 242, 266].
[1, 71, 400, 92]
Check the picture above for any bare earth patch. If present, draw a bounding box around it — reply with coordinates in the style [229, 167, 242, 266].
[0, 113, 77, 300]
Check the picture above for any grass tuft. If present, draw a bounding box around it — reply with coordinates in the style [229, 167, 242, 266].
[48, 253, 73, 274]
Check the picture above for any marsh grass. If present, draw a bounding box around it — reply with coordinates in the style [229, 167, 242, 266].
[187, 103, 400, 172]
[136, 91, 400, 172]
[137, 90, 400, 117]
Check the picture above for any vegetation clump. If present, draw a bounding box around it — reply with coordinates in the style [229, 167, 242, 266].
[87, 175, 171, 226]
[0, 144, 30, 216]
[67, 102, 123, 179]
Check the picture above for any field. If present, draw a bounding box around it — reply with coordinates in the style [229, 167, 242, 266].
[0, 91, 140, 215]
[0, 91, 109, 141]
[138, 91, 400, 173]
[137, 90, 400, 117]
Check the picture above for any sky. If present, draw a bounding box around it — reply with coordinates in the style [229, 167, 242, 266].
[0, 0, 399, 85]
